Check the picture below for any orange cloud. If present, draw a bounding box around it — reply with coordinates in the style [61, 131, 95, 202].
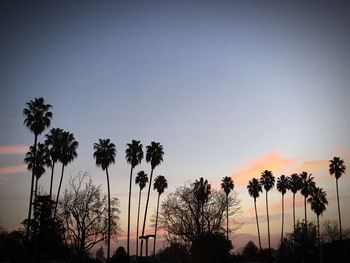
[232, 152, 295, 188]
[0, 164, 27, 175]
[0, 145, 29, 155]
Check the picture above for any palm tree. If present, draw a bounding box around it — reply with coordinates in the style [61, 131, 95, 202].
[44, 128, 64, 200]
[287, 173, 302, 230]
[221, 176, 234, 240]
[93, 138, 116, 262]
[329, 156, 346, 240]
[307, 187, 328, 248]
[300, 171, 315, 228]
[194, 177, 211, 234]
[24, 143, 52, 217]
[54, 131, 78, 218]
[276, 175, 288, 242]
[260, 170, 275, 250]
[247, 178, 263, 250]
[23, 97, 52, 240]
[153, 175, 168, 255]
[140, 142, 164, 256]
[125, 140, 143, 256]
[135, 171, 148, 257]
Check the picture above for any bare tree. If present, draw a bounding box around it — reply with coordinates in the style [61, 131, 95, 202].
[158, 180, 240, 246]
[58, 173, 120, 259]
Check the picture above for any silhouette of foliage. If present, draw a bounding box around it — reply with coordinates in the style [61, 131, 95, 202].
[110, 246, 129, 263]
[157, 243, 190, 263]
[242, 240, 259, 261]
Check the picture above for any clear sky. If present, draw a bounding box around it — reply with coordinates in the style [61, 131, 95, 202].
[1, 0, 349, 253]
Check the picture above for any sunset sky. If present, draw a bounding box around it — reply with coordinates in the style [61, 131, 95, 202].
[1, 0, 349, 253]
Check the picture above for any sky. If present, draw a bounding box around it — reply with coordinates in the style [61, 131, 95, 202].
[1, 0, 350, 254]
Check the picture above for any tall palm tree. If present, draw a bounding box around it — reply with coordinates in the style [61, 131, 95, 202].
[276, 175, 288, 242]
[24, 143, 52, 217]
[260, 170, 275, 250]
[93, 138, 116, 262]
[194, 177, 211, 234]
[54, 131, 78, 218]
[23, 97, 52, 240]
[329, 156, 346, 240]
[125, 140, 143, 256]
[307, 187, 328, 248]
[153, 175, 168, 255]
[140, 142, 164, 256]
[287, 173, 303, 230]
[221, 176, 234, 240]
[300, 171, 315, 228]
[44, 128, 64, 200]
[247, 178, 263, 250]
[135, 171, 148, 257]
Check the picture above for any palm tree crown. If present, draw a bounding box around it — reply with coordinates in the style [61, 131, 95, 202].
[125, 140, 143, 168]
[221, 176, 234, 196]
[146, 142, 164, 169]
[329, 156, 346, 180]
[23, 97, 52, 136]
[136, 171, 148, 190]
[60, 131, 79, 166]
[93, 139, 116, 170]
[277, 175, 288, 195]
[288, 173, 302, 194]
[247, 178, 263, 199]
[260, 170, 275, 191]
[154, 175, 168, 195]
[308, 187, 328, 217]
[24, 143, 52, 180]
[45, 128, 64, 163]
[300, 171, 315, 198]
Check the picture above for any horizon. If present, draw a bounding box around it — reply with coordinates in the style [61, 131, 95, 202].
[1, 0, 350, 255]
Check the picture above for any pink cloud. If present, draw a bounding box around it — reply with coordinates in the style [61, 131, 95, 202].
[0, 145, 29, 155]
[0, 164, 27, 175]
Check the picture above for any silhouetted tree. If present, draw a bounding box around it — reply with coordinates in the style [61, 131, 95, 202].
[242, 240, 259, 261]
[194, 177, 211, 234]
[300, 171, 315, 230]
[260, 170, 275, 249]
[153, 175, 168, 255]
[93, 139, 116, 262]
[125, 140, 143, 255]
[23, 97, 52, 241]
[329, 156, 346, 240]
[159, 181, 240, 245]
[54, 131, 79, 218]
[221, 176, 234, 240]
[287, 173, 302, 230]
[157, 243, 190, 263]
[110, 246, 129, 263]
[135, 170, 148, 257]
[277, 174, 288, 242]
[45, 127, 64, 200]
[59, 173, 120, 261]
[141, 141, 164, 256]
[247, 178, 263, 250]
[308, 187, 328, 248]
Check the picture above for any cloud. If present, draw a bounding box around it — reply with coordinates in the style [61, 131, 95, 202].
[0, 164, 27, 175]
[231, 152, 295, 188]
[0, 145, 28, 155]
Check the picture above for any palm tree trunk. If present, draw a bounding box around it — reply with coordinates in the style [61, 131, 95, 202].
[26, 134, 37, 242]
[106, 168, 111, 263]
[304, 196, 307, 232]
[141, 168, 154, 256]
[127, 166, 133, 256]
[281, 194, 284, 242]
[153, 193, 160, 256]
[49, 161, 55, 201]
[254, 198, 262, 250]
[136, 188, 142, 257]
[266, 191, 271, 249]
[293, 193, 296, 231]
[34, 176, 39, 218]
[336, 178, 342, 240]
[226, 194, 229, 240]
[317, 215, 320, 249]
[54, 164, 65, 219]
